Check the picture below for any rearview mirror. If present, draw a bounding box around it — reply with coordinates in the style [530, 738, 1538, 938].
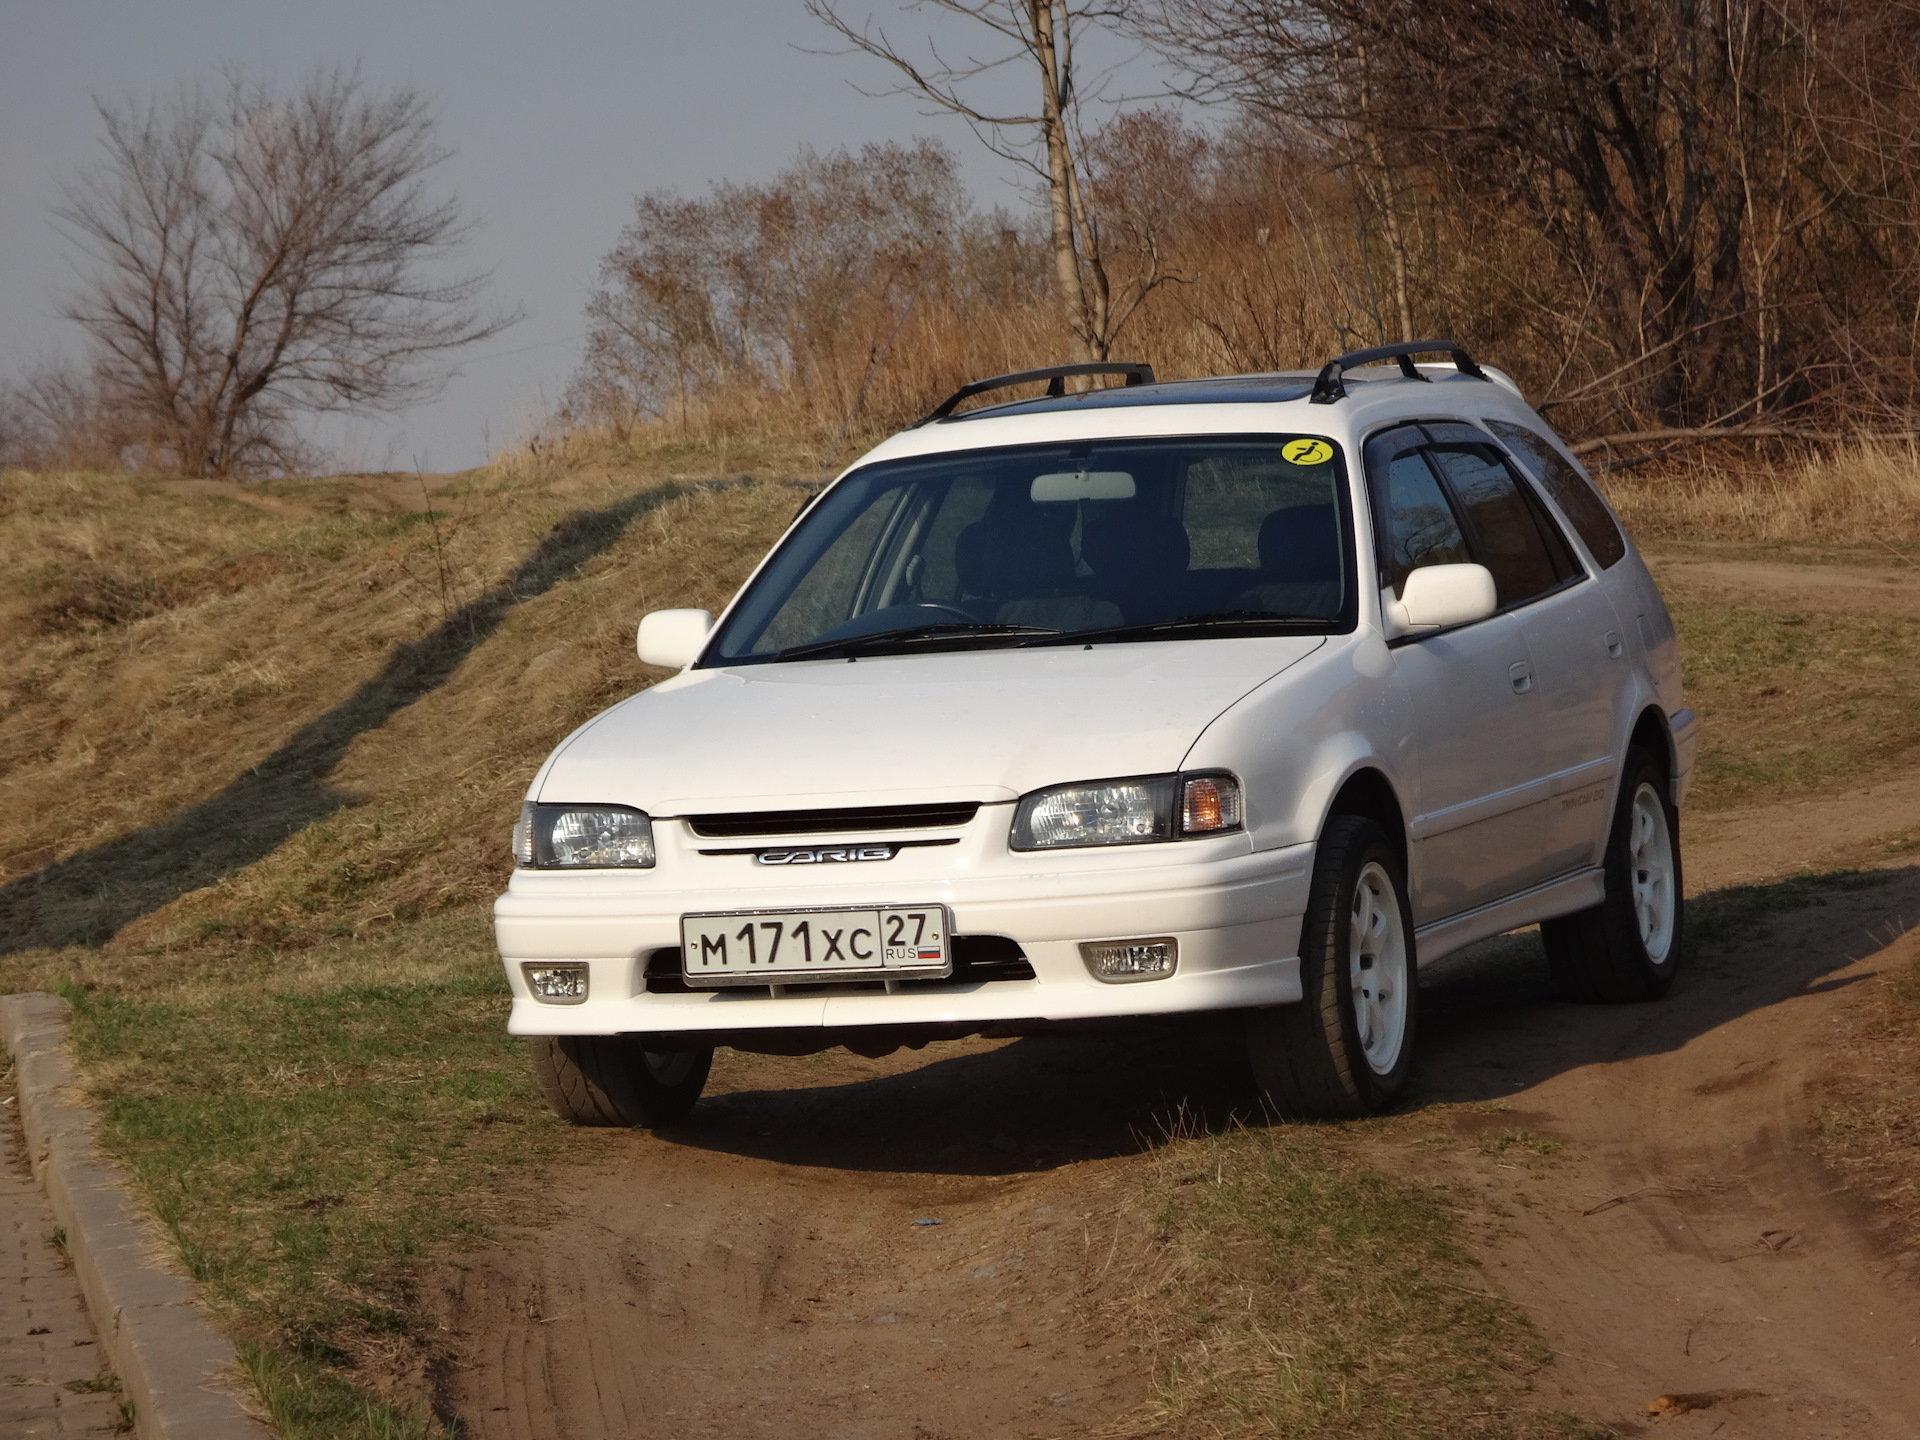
[1385, 563, 1497, 634]
[1031, 469, 1135, 502]
[637, 608, 712, 669]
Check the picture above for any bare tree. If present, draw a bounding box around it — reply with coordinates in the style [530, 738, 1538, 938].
[57, 68, 511, 476]
[806, 0, 1174, 368]
[1141, 0, 1920, 434]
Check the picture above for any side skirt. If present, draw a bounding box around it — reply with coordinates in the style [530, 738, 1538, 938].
[1413, 867, 1605, 969]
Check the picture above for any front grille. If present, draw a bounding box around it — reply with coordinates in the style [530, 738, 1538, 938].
[683, 801, 981, 838]
[639, 935, 1033, 995]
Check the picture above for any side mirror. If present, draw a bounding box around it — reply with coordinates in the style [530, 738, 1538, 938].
[1385, 563, 1497, 633]
[637, 608, 713, 669]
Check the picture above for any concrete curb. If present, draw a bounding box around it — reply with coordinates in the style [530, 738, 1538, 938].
[1, 992, 275, 1440]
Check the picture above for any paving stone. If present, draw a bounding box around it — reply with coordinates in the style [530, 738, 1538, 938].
[0, 1098, 122, 1435]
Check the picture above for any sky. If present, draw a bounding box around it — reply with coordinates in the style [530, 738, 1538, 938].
[0, 1, 1165, 472]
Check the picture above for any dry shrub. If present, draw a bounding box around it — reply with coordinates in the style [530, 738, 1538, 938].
[1599, 440, 1920, 546]
[564, 125, 1462, 457]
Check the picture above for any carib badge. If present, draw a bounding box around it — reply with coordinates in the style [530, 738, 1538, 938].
[1281, 437, 1334, 466]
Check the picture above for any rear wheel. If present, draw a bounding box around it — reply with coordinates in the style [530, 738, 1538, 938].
[1246, 815, 1418, 1119]
[1542, 745, 1683, 1002]
[529, 1034, 713, 1127]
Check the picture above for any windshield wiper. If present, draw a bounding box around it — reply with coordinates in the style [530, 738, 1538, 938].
[774, 621, 1060, 661]
[1023, 609, 1333, 647]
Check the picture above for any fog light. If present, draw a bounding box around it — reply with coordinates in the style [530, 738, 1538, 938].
[523, 963, 589, 1004]
[1079, 937, 1178, 983]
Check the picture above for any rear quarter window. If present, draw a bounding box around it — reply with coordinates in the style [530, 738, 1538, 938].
[1427, 445, 1573, 607]
[1485, 418, 1627, 569]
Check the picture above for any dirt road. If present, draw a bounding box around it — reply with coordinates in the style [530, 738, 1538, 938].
[1412, 784, 1920, 1438]
[423, 1024, 1249, 1437]
[421, 774, 1920, 1439]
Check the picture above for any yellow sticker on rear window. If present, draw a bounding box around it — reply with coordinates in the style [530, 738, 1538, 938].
[1282, 438, 1333, 466]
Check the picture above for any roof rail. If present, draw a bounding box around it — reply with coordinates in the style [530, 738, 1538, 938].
[913, 361, 1156, 426]
[1308, 340, 1488, 405]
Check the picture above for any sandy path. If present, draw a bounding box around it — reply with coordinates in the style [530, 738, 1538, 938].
[1646, 554, 1920, 618]
[425, 1025, 1258, 1437]
[430, 834, 1920, 1438]
[1410, 797, 1920, 1438]
[431, 818, 1920, 1438]
[429, 555, 1920, 1437]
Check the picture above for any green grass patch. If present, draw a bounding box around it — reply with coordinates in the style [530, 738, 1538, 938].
[1684, 868, 1895, 958]
[56, 950, 565, 1435]
[240, 1344, 433, 1440]
[1672, 603, 1920, 808]
[1112, 1125, 1586, 1439]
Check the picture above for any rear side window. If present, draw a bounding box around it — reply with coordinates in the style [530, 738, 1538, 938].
[1485, 418, 1627, 568]
[1427, 445, 1578, 608]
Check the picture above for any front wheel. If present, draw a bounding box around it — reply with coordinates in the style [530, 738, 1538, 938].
[1542, 745, 1683, 1002]
[1246, 815, 1419, 1119]
[529, 1034, 713, 1127]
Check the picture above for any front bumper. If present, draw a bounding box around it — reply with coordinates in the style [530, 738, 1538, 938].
[494, 818, 1314, 1036]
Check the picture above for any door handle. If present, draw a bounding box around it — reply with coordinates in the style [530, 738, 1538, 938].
[1605, 629, 1623, 658]
[1508, 661, 1534, 694]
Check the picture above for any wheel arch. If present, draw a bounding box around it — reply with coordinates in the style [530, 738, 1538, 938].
[1629, 705, 1676, 786]
[1322, 765, 1409, 877]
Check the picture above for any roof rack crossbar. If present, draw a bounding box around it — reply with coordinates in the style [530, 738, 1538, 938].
[1308, 340, 1488, 404]
[914, 361, 1156, 426]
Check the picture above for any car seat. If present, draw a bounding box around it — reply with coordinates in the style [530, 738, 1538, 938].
[1239, 503, 1343, 618]
[1083, 510, 1191, 623]
[954, 501, 1122, 631]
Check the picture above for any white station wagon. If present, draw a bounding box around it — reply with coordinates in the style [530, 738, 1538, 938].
[495, 341, 1697, 1125]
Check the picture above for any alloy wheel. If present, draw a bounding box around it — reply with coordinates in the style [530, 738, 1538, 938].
[1348, 860, 1410, 1076]
[1628, 782, 1677, 963]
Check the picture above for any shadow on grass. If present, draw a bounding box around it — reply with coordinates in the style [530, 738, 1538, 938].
[656, 864, 1920, 1176]
[0, 480, 747, 954]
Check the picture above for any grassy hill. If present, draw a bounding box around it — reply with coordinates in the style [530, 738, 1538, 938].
[0, 443, 811, 1434]
[3, 436, 1916, 1437]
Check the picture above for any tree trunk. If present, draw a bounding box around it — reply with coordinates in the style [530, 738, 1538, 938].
[1032, 0, 1096, 368]
[1356, 47, 1414, 344]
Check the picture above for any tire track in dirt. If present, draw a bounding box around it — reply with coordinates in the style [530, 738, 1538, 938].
[427, 1025, 1253, 1438]
[1412, 810, 1920, 1437]
[433, 816, 1920, 1438]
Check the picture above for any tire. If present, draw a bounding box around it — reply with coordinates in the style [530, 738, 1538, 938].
[1542, 745, 1683, 1002]
[1246, 815, 1419, 1119]
[528, 1034, 713, 1127]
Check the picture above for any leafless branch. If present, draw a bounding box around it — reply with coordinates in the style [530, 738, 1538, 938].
[55, 66, 516, 475]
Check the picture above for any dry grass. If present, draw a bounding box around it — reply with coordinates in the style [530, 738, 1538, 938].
[1668, 603, 1920, 809]
[0, 444, 808, 1437]
[1813, 928, 1920, 1263]
[1599, 438, 1920, 547]
[1101, 1123, 1595, 1440]
[3, 425, 1915, 1437]
[0, 455, 804, 967]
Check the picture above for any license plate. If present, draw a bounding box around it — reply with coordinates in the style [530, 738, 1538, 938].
[679, 905, 950, 987]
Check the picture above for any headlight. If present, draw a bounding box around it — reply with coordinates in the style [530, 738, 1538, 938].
[513, 803, 656, 868]
[1010, 772, 1242, 851]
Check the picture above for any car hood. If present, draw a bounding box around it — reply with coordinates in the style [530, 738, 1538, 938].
[535, 638, 1325, 814]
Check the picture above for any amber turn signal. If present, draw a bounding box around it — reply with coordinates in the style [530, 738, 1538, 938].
[1180, 774, 1243, 834]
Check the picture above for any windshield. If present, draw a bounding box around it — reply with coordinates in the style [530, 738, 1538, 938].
[705, 435, 1354, 664]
